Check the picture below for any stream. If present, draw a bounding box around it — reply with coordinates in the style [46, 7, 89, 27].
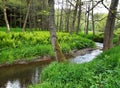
[0, 42, 103, 88]
[70, 42, 103, 63]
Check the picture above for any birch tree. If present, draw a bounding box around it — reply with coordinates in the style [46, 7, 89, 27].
[22, 0, 32, 32]
[2, 0, 10, 32]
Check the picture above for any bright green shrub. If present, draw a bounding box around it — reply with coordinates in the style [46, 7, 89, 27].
[79, 32, 104, 43]
[60, 43, 71, 53]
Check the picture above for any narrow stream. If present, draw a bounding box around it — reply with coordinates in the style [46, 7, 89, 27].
[70, 42, 103, 63]
[0, 42, 103, 88]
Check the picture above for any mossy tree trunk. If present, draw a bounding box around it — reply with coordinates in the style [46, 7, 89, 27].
[103, 0, 119, 51]
[48, 0, 66, 62]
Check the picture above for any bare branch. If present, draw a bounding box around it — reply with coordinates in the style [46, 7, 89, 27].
[86, 0, 103, 13]
[94, 16, 107, 22]
[101, 1, 120, 20]
[67, 0, 75, 7]
[101, 1, 109, 11]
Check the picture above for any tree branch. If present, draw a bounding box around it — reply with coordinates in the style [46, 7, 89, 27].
[67, 0, 75, 7]
[86, 0, 103, 13]
[101, 0, 120, 20]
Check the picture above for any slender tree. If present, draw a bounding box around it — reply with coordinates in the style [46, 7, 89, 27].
[91, 0, 95, 35]
[70, 0, 79, 34]
[2, 0, 10, 32]
[22, 0, 32, 32]
[85, 2, 90, 34]
[48, 0, 66, 62]
[59, 0, 64, 31]
[103, 0, 119, 50]
[76, 0, 82, 34]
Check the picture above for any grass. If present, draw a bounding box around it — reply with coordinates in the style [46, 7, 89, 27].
[29, 45, 120, 88]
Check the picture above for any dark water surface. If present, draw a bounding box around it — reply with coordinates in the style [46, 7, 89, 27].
[0, 62, 48, 88]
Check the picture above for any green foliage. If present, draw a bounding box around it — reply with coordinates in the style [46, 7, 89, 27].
[0, 30, 95, 64]
[30, 46, 120, 88]
[79, 32, 104, 43]
[0, 44, 53, 64]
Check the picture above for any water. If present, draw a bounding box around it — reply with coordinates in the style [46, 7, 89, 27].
[70, 42, 103, 64]
[0, 62, 48, 88]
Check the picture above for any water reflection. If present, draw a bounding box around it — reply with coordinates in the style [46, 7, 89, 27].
[6, 80, 20, 88]
[31, 67, 39, 84]
[0, 63, 45, 88]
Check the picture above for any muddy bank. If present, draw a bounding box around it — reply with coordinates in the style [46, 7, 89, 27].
[0, 47, 96, 68]
[70, 48, 95, 57]
[0, 56, 53, 68]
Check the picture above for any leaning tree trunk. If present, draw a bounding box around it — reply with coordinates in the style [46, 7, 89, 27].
[48, 0, 66, 62]
[2, 0, 10, 32]
[103, 0, 119, 51]
[22, 0, 32, 32]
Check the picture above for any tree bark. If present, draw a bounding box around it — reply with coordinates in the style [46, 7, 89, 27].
[59, 0, 64, 31]
[65, 0, 71, 32]
[103, 0, 119, 51]
[2, 0, 10, 32]
[85, 4, 90, 35]
[76, 0, 82, 34]
[48, 0, 66, 62]
[22, 0, 32, 32]
[70, 0, 79, 34]
[91, 0, 95, 35]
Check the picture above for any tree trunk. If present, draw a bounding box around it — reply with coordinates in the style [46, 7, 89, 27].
[22, 0, 32, 32]
[48, 0, 66, 62]
[65, 1, 71, 32]
[76, 0, 82, 34]
[70, 0, 79, 34]
[59, 0, 64, 31]
[32, 0, 37, 29]
[85, 4, 90, 35]
[2, 0, 10, 32]
[103, 0, 119, 51]
[66, 9, 70, 32]
[91, 0, 95, 35]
